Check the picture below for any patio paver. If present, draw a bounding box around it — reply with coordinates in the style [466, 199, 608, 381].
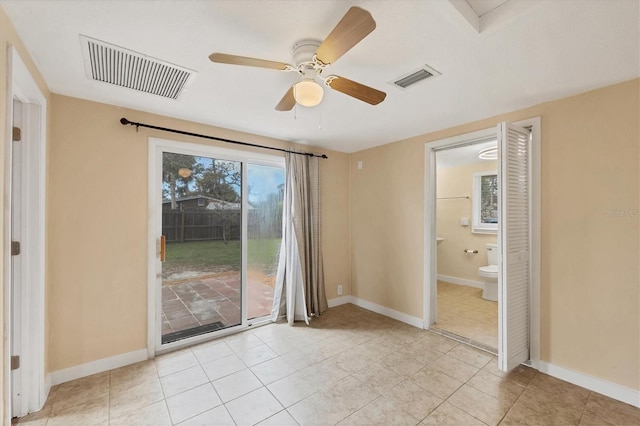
[162, 274, 275, 337]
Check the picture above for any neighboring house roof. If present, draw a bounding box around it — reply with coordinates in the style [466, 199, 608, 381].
[207, 201, 255, 210]
[162, 195, 225, 204]
[162, 195, 254, 210]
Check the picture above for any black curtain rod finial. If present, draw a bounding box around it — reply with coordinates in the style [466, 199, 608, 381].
[120, 117, 130, 125]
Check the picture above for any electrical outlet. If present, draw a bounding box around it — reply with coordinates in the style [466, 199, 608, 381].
[337, 285, 343, 296]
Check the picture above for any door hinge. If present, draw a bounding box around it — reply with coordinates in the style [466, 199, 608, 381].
[12, 126, 21, 142]
[11, 241, 21, 256]
[11, 356, 20, 370]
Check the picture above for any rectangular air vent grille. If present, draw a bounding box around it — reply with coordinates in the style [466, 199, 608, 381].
[80, 35, 196, 100]
[391, 65, 441, 90]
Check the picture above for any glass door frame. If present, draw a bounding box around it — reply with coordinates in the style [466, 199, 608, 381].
[147, 137, 284, 355]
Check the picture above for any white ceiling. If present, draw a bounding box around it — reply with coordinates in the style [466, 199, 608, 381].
[466, 0, 509, 17]
[436, 140, 497, 169]
[1, 0, 638, 153]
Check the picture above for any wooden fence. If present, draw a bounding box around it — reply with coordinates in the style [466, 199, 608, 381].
[162, 209, 281, 243]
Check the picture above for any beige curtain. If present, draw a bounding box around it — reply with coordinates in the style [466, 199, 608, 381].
[271, 152, 327, 323]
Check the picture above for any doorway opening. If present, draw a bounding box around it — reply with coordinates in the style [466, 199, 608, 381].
[432, 139, 499, 352]
[423, 118, 541, 371]
[148, 138, 285, 354]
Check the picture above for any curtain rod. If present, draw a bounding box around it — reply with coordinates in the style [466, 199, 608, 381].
[119, 118, 328, 159]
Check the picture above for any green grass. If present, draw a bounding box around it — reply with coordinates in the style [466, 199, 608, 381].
[247, 238, 281, 270]
[164, 239, 280, 274]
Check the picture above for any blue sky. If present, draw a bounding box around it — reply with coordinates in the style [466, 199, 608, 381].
[164, 154, 284, 204]
[247, 163, 284, 204]
[192, 157, 284, 204]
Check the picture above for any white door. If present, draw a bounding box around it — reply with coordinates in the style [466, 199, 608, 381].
[498, 122, 531, 371]
[5, 47, 48, 420]
[11, 99, 24, 416]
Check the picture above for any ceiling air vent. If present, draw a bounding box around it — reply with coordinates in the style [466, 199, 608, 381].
[80, 35, 196, 100]
[390, 65, 441, 90]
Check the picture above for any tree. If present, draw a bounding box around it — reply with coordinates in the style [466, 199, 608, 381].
[194, 160, 241, 202]
[162, 153, 197, 209]
[162, 155, 241, 208]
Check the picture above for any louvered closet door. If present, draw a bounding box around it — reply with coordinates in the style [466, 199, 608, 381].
[498, 122, 531, 371]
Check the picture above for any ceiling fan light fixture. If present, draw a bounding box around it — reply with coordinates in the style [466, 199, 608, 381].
[293, 79, 324, 107]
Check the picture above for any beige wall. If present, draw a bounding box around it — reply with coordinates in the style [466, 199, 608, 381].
[0, 5, 51, 420]
[436, 161, 498, 282]
[47, 94, 350, 372]
[1, 3, 639, 405]
[350, 79, 639, 391]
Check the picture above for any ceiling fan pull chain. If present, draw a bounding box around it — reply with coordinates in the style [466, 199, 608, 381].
[318, 110, 322, 130]
[294, 104, 297, 120]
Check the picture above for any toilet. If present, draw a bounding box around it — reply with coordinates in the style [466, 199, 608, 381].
[478, 243, 498, 301]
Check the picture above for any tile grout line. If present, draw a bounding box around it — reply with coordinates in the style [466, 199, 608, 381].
[576, 391, 593, 425]
[32, 306, 627, 426]
[495, 373, 534, 426]
[441, 362, 489, 426]
[153, 361, 175, 426]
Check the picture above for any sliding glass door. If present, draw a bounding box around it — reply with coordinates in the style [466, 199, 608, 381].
[151, 139, 284, 350]
[247, 164, 285, 320]
[161, 152, 243, 344]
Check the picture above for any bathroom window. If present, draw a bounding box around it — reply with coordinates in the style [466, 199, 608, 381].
[473, 171, 498, 233]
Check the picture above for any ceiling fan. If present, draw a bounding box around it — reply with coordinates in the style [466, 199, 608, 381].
[209, 6, 387, 111]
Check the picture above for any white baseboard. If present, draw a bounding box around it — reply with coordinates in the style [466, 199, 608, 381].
[328, 295, 422, 328]
[437, 274, 484, 289]
[50, 349, 148, 386]
[539, 361, 639, 408]
[327, 295, 353, 308]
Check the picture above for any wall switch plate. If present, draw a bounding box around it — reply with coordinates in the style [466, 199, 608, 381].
[460, 217, 469, 226]
[357, 161, 363, 170]
[337, 285, 343, 296]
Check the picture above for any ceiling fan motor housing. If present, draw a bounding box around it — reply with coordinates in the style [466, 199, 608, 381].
[292, 39, 321, 66]
[209, 7, 386, 110]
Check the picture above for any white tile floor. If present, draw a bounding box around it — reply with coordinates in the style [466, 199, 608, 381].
[14, 304, 640, 425]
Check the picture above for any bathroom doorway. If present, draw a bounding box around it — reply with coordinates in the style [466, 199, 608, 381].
[433, 140, 499, 351]
[423, 118, 542, 372]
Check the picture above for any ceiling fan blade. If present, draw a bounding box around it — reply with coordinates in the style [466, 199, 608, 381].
[275, 86, 296, 111]
[209, 53, 292, 71]
[325, 75, 386, 105]
[315, 7, 376, 65]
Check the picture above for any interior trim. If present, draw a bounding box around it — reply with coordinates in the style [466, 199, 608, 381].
[49, 349, 148, 387]
[538, 361, 639, 408]
[327, 296, 423, 329]
[4, 45, 48, 419]
[436, 274, 483, 289]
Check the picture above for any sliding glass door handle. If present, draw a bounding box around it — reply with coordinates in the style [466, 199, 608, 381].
[157, 235, 166, 262]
